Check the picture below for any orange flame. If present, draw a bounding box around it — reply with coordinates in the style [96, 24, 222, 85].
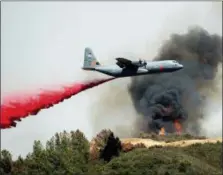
[159, 127, 166, 136]
[174, 120, 182, 135]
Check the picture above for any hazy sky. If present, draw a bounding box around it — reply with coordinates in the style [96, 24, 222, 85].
[1, 2, 222, 159]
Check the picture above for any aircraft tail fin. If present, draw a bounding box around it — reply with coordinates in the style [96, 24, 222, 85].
[83, 47, 100, 70]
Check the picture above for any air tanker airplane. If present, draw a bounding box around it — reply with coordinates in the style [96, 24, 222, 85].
[82, 47, 183, 77]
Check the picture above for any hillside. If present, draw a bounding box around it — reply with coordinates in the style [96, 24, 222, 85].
[0, 129, 222, 175]
[121, 137, 222, 148]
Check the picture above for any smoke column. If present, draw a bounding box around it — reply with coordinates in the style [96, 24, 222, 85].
[1, 78, 115, 129]
[128, 26, 222, 135]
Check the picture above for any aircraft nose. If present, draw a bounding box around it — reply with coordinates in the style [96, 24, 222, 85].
[178, 64, 183, 69]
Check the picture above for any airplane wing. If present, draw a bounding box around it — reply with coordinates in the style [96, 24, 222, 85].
[116, 57, 138, 69]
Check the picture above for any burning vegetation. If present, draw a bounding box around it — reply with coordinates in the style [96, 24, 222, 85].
[128, 26, 222, 136]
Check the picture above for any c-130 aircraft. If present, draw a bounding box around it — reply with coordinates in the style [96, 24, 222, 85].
[82, 47, 183, 77]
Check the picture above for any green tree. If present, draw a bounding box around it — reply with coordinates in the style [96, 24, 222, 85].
[0, 149, 13, 174]
[8, 130, 90, 175]
[11, 156, 28, 175]
[44, 130, 90, 174]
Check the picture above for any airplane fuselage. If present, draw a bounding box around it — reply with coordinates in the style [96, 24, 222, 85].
[82, 47, 183, 78]
[91, 60, 183, 77]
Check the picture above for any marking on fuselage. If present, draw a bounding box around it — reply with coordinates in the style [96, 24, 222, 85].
[159, 65, 164, 71]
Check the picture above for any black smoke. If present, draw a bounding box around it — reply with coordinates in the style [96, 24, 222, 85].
[128, 26, 222, 135]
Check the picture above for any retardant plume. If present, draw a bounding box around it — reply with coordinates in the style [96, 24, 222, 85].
[1, 78, 115, 129]
[128, 26, 222, 135]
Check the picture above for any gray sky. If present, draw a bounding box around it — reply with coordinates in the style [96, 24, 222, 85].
[1, 2, 222, 159]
